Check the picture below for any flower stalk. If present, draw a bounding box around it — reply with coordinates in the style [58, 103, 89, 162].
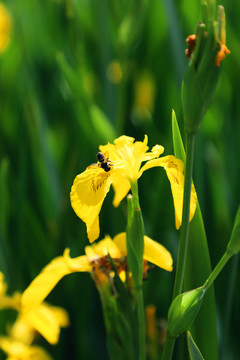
[126, 183, 145, 360]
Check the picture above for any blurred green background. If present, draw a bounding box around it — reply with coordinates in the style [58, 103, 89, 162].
[0, 0, 239, 359]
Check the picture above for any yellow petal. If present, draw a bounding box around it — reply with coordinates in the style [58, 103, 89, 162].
[48, 305, 69, 328]
[24, 303, 69, 345]
[113, 233, 173, 271]
[28, 346, 53, 360]
[141, 144, 164, 162]
[0, 337, 53, 360]
[140, 155, 197, 229]
[21, 250, 91, 312]
[10, 317, 35, 345]
[143, 236, 173, 271]
[132, 135, 149, 159]
[111, 172, 131, 207]
[70, 167, 112, 242]
[161, 156, 197, 229]
[0, 337, 30, 358]
[0, 292, 21, 311]
[112, 233, 127, 256]
[113, 135, 135, 147]
[85, 235, 121, 260]
[0, 272, 7, 296]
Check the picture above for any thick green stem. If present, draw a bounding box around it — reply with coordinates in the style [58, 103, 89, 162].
[132, 183, 145, 360]
[127, 182, 146, 360]
[161, 332, 175, 360]
[162, 132, 195, 360]
[137, 285, 146, 360]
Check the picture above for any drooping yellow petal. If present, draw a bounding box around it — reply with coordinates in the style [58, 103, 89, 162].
[162, 156, 197, 229]
[70, 167, 112, 242]
[113, 233, 173, 271]
[85, 235, 121, 260]
[21, 250, 91, 312]
[23, 303, 69, 345]
[142, 236, 173, 271]
[111, 172, 131, 207]
[140, 155, 197, 229]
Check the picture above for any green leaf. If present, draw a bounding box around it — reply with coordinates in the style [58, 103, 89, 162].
[172, 110, 218, 360]
[187, 331, 204, 360]
[90, 105, 116, 143]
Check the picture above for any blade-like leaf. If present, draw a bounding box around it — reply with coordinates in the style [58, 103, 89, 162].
[187, 331, 204, 360]
[172, 110, 218, 360]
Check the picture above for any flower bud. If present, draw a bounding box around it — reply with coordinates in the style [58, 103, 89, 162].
[182, 5, 229, 135]
[168, 286, 206, 337]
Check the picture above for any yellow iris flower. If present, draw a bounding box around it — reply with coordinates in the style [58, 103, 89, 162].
[0, 272, 69, 359]
[70, 135, 197, 242]
[21, 233, 173, 313]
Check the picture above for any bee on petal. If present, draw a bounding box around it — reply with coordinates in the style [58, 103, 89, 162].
[88, 152, 113, 173]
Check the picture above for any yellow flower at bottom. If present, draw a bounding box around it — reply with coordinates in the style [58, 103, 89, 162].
[71, 135, 197, 242]
[21, 234, 173, 313]
[0, 337, 53, 360]
[0, 272, 69, 354]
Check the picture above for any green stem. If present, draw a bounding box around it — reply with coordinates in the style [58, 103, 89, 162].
[137, 285, 146, 360]
[128, 181, 146, 360]
[204, 251, 232, 290]
[162, 132, 195, 360]
[161, 332, 175, 360]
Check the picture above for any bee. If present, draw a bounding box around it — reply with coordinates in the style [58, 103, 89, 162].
[87, 151, 113, 173]
[97, 151, 112, 172]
